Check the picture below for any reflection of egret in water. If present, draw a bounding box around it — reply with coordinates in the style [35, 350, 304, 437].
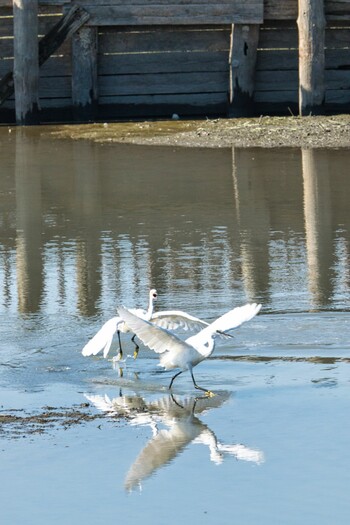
[85, 391, 264, 492]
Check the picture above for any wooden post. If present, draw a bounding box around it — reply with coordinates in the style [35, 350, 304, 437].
[297, 0, 326, 115]
[13, 0, 39, 125]
[1, 5, 90, 108]
[72, 27, 98, 122]
[228, 24, 259, 117]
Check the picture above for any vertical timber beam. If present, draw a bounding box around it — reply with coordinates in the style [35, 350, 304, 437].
[13, 0, 40, 125]
[228, 24, 259, 117]
[297, 0, 326, 115]
[72, 27, 98, 122]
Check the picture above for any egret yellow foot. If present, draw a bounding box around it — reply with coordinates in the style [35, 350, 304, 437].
[133, 348, 139, 360]
[205, 390, 216, 398]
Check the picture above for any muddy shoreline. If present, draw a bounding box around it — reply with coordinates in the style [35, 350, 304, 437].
[51, 114, 350, 149]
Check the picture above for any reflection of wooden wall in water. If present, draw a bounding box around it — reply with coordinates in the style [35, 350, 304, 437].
[15, 131, 43, 313]
[1, 1, 350, 123]
[2, 135, 350, 312]
[302, 149, 335, 307]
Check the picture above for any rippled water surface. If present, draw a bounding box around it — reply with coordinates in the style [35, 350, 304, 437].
[1, 127, 350, 524]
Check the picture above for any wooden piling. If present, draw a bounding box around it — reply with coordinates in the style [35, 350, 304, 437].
[228, 24, 259, 117]
[297, 0, 326, 115]
[13, 0, 39, 125]
[72, 26, 98, 121]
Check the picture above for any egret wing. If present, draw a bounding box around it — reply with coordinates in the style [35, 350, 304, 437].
[151, 310, 209, 331]
[210, 303, 261, 333]
[187, 303, 261, 346]
[81, 316, 120, 357]
[117, 306, 191, 355]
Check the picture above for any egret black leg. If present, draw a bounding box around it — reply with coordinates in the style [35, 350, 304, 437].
[131, 334, 140, 359]
[169, 370, 183, 389]
[190, 370, 215, 397]
[117, 330, 123, 360]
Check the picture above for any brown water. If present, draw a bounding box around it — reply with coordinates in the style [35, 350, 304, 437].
[1, 127, 350, 524]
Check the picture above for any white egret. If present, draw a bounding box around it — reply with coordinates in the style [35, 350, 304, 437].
[117, 302, 262, 395]
[81, 288, 213, 361]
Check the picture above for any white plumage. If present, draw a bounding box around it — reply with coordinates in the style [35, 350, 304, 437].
[117, 302, 262, 394]
[81, 288, 211, 360]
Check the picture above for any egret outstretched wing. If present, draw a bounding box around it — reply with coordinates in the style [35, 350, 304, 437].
[186, 303, 261, 347]
[82, 316, 120, 357]
[151, 310, 209, 331]
[117, 306, 192, 355]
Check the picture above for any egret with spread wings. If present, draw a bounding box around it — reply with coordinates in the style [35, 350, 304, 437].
[117, 302, 262, 395]
[82, 288, 212, 361]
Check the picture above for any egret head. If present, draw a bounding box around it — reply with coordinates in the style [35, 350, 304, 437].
[150, 289, 158, 301]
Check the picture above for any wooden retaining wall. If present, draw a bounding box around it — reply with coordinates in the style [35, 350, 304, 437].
[1, 0, 350, 124]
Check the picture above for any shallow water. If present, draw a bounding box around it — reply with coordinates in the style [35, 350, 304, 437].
[1, 127, 350, 524]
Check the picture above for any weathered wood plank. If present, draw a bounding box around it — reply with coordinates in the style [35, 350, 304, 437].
[258, 26, 298, 48]
[98, 28, 230, 54]
[0, 40, 13, 58]
[72, 26, 98, 120]
[326, 1, 350, 16]
[298, 0, 326, 115]
[13, 0, 39, 124]
[99, 71, 228, 96]
[264, 0, 298, 20]
[254, 90, 298, 103]
[326, 27, 350, 46]
[255, 70, 298, 90]
[229, 23, 259, 116]
[0, 54, 71, 79]
[325, 89, 350, 104]
[256, 50, 298, 70]
[325, 69, 350, 88]
[99, 52, 228, 75]
[80, 4, 264, 26]
[98, 91, 227, 108]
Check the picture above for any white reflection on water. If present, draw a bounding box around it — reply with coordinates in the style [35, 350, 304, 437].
[85, 391, 264, 492]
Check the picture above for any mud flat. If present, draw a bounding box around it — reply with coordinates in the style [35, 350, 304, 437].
[50, 115, 350, 149]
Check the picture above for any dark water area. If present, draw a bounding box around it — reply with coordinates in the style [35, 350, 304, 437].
[1, 127, 350, 524]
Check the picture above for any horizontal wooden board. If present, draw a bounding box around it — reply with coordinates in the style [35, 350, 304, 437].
[255, 70, 298, 91]
[98, 27, 230, 54]
[0, 40, 13, 59]
[325, 69, 350, 88]
[325, 89, 350, 103]
[325, 48, 350, 68]
[98, 92, 226, 105]
[99, 51, 229, 75]
[326, 1, 350, 16]
[98, 71, 229, 96]
[38, 76, 71, 97]
[254, 90, 298, 103]
[79, 4, 264, 26]
[256, 49, 298, 70]
[264, 0, 297, 20]
[258, 26, 298, 49]
[326, 27, 350, 46]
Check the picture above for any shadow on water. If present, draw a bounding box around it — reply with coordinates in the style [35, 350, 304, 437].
[85, 390, 264, 492]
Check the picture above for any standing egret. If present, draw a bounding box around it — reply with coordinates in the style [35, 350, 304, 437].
[117, 302, 262, 395]
[81, 288, 212, 361]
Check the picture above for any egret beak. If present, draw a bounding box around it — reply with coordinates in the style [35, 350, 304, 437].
[216, 330, 234, 338]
